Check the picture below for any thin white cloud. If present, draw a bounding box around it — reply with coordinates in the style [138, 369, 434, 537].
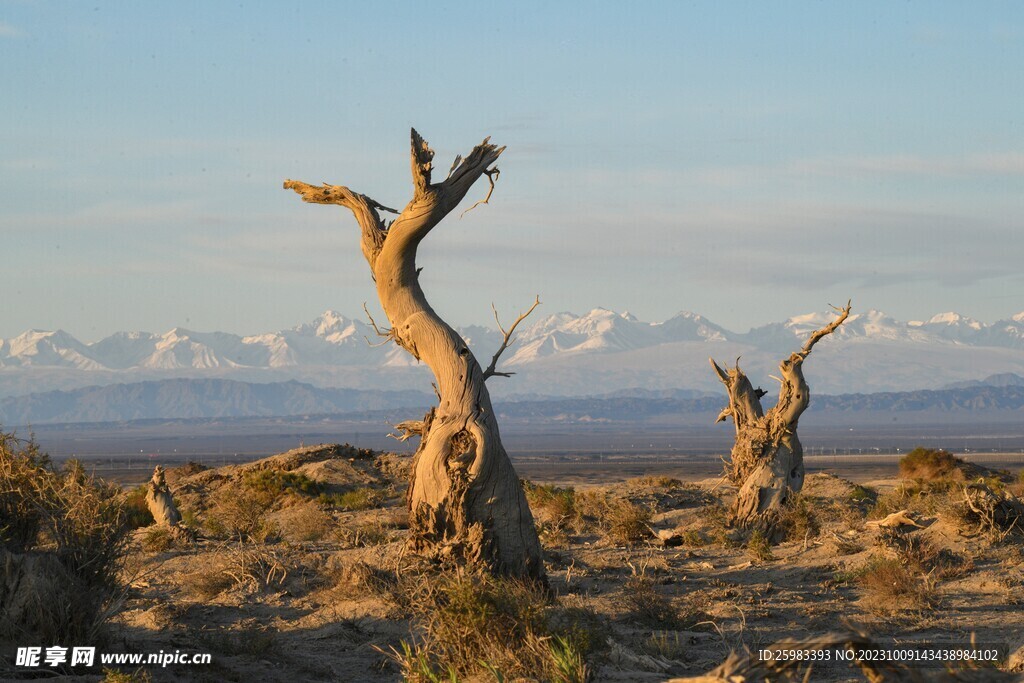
[0, 22, 23, 38]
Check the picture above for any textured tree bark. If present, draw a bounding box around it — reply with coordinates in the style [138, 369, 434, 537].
[284, 130, 545, 580]
[711, 303, 851, 538]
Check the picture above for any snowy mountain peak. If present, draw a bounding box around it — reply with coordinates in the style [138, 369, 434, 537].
[926, 312, 981, 329]
[315, 310, 348, 332]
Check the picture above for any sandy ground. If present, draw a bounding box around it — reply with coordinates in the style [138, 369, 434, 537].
[36, 445, 1024, 682]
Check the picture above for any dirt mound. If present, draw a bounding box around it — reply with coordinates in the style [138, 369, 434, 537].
[801, 472, 859, 499]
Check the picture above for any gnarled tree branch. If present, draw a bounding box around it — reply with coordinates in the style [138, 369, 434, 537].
[482, 296, 541, 380]
[282, 181, 397, 267]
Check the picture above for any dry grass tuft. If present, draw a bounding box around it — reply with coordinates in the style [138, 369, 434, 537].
[856, 556, 937, 615]
[524, 481, 580, 547]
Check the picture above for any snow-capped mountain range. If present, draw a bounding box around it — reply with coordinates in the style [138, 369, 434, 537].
[1, 308, 1023, 398]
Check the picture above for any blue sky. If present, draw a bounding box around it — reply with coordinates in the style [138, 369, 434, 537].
[1, 1, 1022, 340]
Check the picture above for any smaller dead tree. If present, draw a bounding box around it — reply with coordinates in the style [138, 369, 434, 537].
[145, 465, 181, 528]
[711, 302, 851, 537]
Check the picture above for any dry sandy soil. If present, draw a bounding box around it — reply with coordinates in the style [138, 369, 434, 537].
[89, 444, 1024, 682]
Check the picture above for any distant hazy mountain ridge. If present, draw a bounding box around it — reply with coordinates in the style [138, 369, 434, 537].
[1, 377, 1022, 427]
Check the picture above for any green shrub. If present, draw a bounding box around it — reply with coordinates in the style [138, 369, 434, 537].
[243, 468, 322, 498]
[141, 527, 173, 552]
[123, 485, 155, 529]
[319, 486, 382, 511]
[747, 530, 774, 562]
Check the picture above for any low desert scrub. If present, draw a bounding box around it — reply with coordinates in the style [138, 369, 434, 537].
[620, 555, 708, 629]
[868, 481, 957, 519]
[189, 565, 235, 600]
[632, 475, 684, 489]
[574, 491, 652, 546]
[856, 556, 937, 615]
[122, 485, 155, 529]
[283, 504, 333, 542]
[0, 433, 131, 646]
[221, 542, 290, 592]
[523, 481, 580, 547]
[697, 501, 740, 547]
[746, 530, 775, 562]
[319, 486, 384, 511]
[205, 487, 277, 542]
[141, 526, 174, 552]
[898, 446, 979, 482]
[949, 481, 1024, 541]
[197, 624, 277, 658]
[335, 514, 395, 547]
[644, 630, 691, 660]
[384, 569, 591, 682]
[776, 494, 821, 542]
[187, 542, 290, 598]
[243, 468, 321, 498]
[848, 484, 877, 505]
[102, 668, 154, 683]
[325, 560, 397, 600]
[622, 573, 678, 627]
[877, 529, 973, 581]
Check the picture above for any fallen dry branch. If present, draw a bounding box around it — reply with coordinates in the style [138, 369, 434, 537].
[961, 481, 1024, 540]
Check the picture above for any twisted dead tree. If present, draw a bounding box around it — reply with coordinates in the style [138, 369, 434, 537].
[284, 130, 545, 580]
[711, 302, 851, 537]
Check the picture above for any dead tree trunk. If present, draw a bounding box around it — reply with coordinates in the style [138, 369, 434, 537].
[711, 303, 851, 538]
[284, 130, 545, 580]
